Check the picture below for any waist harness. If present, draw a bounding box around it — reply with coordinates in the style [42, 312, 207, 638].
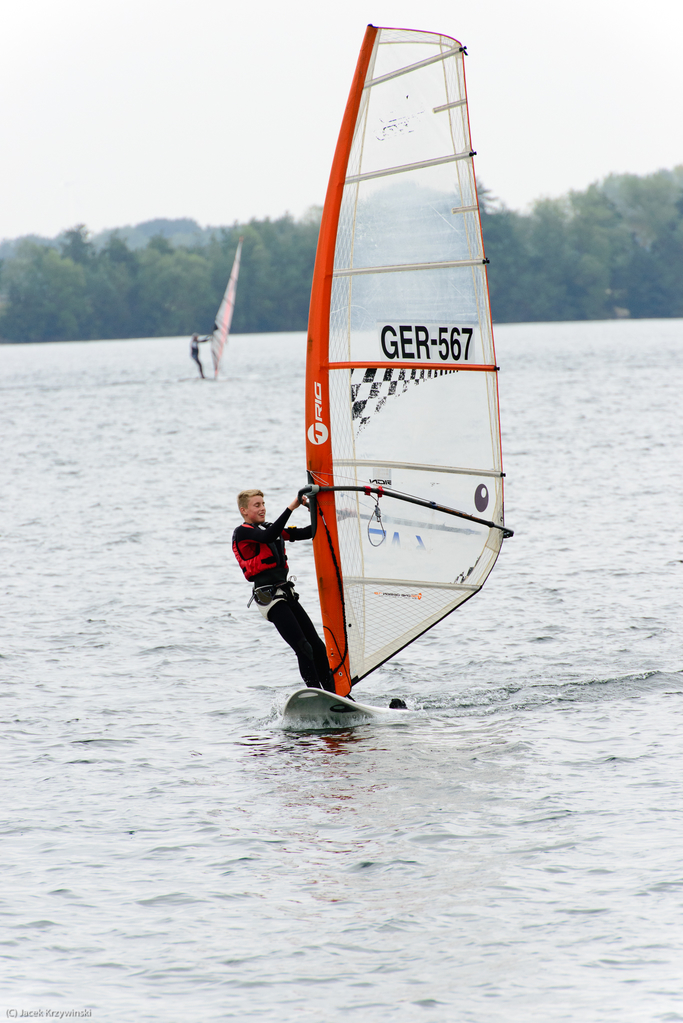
[249, 579, 298, 608]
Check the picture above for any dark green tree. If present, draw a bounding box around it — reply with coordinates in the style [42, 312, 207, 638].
[135, 244, 216, 337]
[481, 167, 683, 323]
[0, 241, 92, 342]
[60, 224, 94, 265]
[85, 233, 141, 339]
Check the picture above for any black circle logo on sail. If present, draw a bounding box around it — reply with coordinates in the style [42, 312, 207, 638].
[474, 484, 489, 512]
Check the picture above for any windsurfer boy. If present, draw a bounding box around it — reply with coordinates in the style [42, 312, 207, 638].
[190, 333, 208, 378]
[232, 489, 335, 692]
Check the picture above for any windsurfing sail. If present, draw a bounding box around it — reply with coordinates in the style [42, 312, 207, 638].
[211, 236, 243, 378]
[304, 26, 511, 697]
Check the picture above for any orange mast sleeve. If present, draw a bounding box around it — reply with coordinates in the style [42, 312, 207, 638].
[305, 26, 378, 696]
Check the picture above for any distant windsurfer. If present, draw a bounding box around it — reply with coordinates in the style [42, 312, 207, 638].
[233, 489, 335, 693]
[190, 333, 208, 378]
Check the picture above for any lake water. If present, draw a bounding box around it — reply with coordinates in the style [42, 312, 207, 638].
[1, 320, 682, 1022]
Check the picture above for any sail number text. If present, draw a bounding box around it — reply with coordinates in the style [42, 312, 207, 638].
[379, 323, 475, 362]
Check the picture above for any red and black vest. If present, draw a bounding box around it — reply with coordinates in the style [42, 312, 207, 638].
[232, 523, 289, 584]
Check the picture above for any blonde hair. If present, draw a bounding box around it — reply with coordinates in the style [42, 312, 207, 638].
[237, 488, 264, 511]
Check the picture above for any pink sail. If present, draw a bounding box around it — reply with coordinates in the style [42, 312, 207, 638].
[211, 237, 243, 378]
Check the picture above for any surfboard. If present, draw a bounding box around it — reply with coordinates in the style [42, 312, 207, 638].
[282, 687, 405, 726]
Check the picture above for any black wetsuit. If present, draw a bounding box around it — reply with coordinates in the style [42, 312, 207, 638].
[190, 338, 205, 378]
[232, 508, 334, 692]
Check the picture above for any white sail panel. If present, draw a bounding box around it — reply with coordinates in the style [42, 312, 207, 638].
[312, 28, 506, 682]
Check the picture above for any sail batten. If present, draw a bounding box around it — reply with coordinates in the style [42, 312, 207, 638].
[363, 44, 463, 88]
[305, 25, 508, 692]
[433, 99, 468, 113]
[345, 150, 474, 184]
[327, 459, 504, 478]
[345, 577, 479, 592]
[326, 362, 497, 371]
[332, 258, 486, 276]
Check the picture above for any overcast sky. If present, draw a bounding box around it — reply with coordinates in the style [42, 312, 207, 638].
[2, 0, 682, 241]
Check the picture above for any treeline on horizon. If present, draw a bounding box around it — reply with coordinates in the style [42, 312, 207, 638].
[1, 166, 682, 343]
[0, 216, 320, 343]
